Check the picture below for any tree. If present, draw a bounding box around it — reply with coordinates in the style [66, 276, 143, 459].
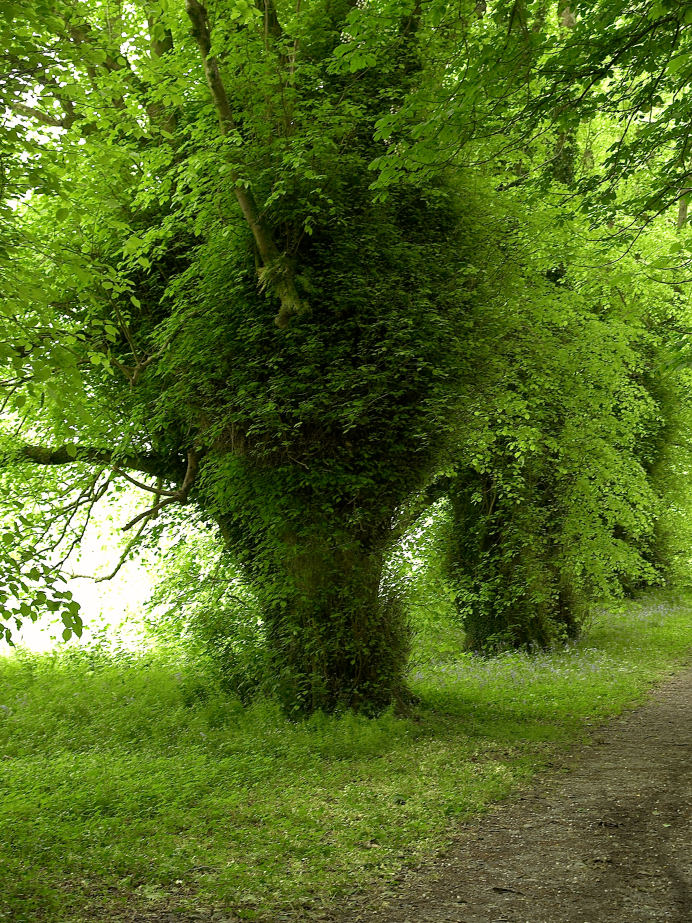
[376, 0, 692, 652]
[0, 0, 502, 712]
[1, 1, 690, 707]
[435, 192, 690, 651]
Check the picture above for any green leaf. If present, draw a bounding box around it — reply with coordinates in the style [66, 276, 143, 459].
[667, 54, 690, 75]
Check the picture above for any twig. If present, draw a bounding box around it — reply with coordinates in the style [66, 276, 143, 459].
[112, 467, 178, 496]
[122, 448, 200, 531]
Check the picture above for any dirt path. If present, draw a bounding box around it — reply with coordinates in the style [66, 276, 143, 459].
[321, 666, 692, 923]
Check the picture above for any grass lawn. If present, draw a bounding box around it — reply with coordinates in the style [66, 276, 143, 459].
[1, 590, 690, 922]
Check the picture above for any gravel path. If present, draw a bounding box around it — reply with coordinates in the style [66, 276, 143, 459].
[323, 666, 692, 923]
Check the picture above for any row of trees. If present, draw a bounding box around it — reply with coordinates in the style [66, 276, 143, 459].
[2, 0, 692, 712]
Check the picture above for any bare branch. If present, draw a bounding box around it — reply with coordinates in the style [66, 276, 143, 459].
[112, 467, 178, 496]
[80, 516, 149, 582]
[122, 449, 200, 531]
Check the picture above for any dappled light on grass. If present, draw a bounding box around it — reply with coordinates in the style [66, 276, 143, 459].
[0, 592, 690, 922]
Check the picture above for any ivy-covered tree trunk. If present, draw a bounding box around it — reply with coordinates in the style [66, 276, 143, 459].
[446, 470, 582, 653]
[207, 415, 435, 712]
[260, 526, 409, 713]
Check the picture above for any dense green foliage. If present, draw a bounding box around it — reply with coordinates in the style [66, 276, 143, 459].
[440, 209, 692, 650]
[2, 0, 692, 709]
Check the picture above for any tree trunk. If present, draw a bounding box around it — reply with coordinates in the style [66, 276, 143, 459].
[445, 471, 582, 653]
[259, 528, 410, 714]
[677, 189, 689, 230]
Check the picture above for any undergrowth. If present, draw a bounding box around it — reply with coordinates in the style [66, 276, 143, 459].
[0, 591, 690, 922]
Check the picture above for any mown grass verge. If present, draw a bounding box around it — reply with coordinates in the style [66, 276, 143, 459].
[1, 590, 691, 923]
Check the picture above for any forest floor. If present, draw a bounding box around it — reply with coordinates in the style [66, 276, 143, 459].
[319, 664, 692, 923]
[2, 594, 691, 923]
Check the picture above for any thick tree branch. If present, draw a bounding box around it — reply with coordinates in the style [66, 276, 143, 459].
[10, 101, 66, 128]
[185, 0, 304, 327]
[142, 0, 178, 132]
[12, 444, 185, 481]
[7, 87, 93, 136]
[259, 0, 284, 44]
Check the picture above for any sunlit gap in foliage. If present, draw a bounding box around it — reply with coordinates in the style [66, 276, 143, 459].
[0, 486, 160, 655]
